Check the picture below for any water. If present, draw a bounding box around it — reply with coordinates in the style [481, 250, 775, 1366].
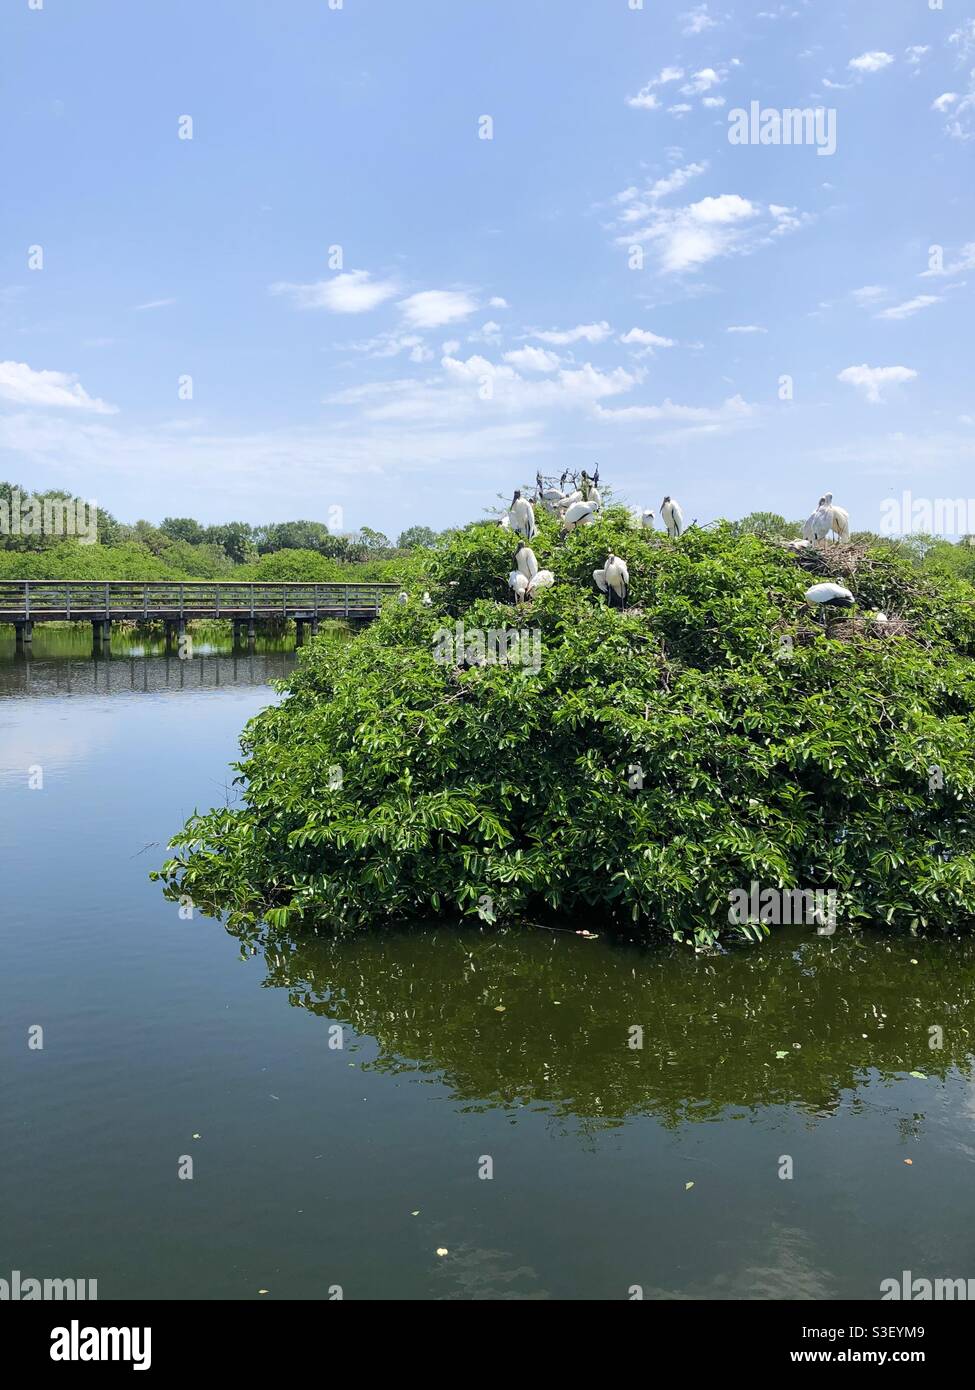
[2, 628, 974, 1300]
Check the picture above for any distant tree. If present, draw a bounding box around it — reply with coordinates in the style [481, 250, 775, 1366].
[256, 520, 344, 557]
[202, 522, 257, 565]
[358, 526, 391, 555]
[161, 516, 206, 545]
[397, 525, 438, 550]
[727, 511, 802, 541]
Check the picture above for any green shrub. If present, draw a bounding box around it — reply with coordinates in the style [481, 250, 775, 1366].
[155, 519, 975, 944]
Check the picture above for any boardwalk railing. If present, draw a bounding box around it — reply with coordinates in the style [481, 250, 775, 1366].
[0, 580, 399, 625]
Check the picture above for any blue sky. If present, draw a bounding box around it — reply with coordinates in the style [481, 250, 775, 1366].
[2, 0, 973, 536]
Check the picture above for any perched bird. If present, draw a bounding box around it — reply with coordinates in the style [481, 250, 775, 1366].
[593, 553, 629, 609]
[508, 570, 529, 604]
[498, 512, 511, 530]
[561, 500, 598, 532]
[660, 496, 684, 539]
[822, 492, 850, 541]
[784, 538, 811, 550]
[587, 485, 602, 510]
[398, 591, 409, 604]
[639, 509, 656, 529]
[805, 582, 855, 609]
[421, 592, 433, 608]
[557, 489, 584, 510]
[514, 542, 539, 581]
[804, 493, 849, 542]
[509, 567, 553, 602]
[508, 490, 538, 539]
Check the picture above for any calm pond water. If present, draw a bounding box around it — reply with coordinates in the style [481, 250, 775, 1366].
[1, 627, 974, 1300]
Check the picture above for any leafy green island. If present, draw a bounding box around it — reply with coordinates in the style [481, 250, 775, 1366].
[153, 503, 975, 947]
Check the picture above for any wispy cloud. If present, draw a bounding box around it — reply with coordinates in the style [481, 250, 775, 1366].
[530, 322, 613, 345]
[848, 51, 895, 75]
[399, 290, 478, 328]
[613, 184, 805, 275]
[132, 298, 175, 312]
[271, 269, 399, 313]
[837, 363, 917, 403]
[875, 295, 942, 321]
[680, 5, 718, 36]
[0, 360, 118, 414]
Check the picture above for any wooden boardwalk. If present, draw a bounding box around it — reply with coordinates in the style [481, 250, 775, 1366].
[0, 579, 398, 643]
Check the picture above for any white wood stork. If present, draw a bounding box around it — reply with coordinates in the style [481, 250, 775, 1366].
[660, 496, 683, 538]
[561, 500, 598, 532]
[398, 591, 409, 604]
[805, 582, 855, 609]
[593, 553, 629, 608]
[639, 509, 656, 529]
[508, 490, 538, 539]
[498, 512, 511, 530]
[514, 543, 539, 581]
[421, 591, 433, 607]
[822, 492, 850, 540]
[509, 566, 553, 602]
[804, 493, 849, 542]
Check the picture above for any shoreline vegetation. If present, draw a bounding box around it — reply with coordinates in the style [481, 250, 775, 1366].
[147, 501, 975, 947]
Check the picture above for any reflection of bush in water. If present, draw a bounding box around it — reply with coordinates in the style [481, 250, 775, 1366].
[239, 924, 975, 1126]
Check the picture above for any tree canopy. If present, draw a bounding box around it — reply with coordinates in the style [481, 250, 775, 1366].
[155, 510, 975, 945]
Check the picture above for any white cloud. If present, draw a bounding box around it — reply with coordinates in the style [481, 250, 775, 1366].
[595, 393, 755, 429]
[614, 186, 804, 275]
[848, 51, 895, 74]
[626, 66, 684, 110]
[681, 6, 717, 36]
[502, 346, 561, 372]
[668, 104, 694, 117]
[132, 298, 175, 311]
[399, 289, 478, 328]
[905, 45, 930, 65]
[531, 321, 613, 345]
[619, 327, 677, 351]
[350, 330, 435, 362]
[932, 92, 959, 113]
[271, 269, 399, 313]
[681, 68, 722, 95]
[702, 96, 727, 107]
[851, 285, 887, 305]
[875, 294, 942, 321]
[488, 296, 509, 308]
[0, 361, 118, 414]
[726, 324, 767, 333]
[837, 363, 917, 403]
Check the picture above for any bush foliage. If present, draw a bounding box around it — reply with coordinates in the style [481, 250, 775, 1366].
[155, 515, 975, 945]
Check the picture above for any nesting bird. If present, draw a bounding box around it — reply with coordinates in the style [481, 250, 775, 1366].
[660, 496, 684, 539]
[561, 500, 598, 532]
[803, 492, 850, 542]
[509, 566, 554, 603]
[593, 553, 629, 609]
[508, 490, 538, 539]
[805, 582, 855, 609]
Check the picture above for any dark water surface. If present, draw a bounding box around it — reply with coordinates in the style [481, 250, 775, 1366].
[1, 628, 974, 1300]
